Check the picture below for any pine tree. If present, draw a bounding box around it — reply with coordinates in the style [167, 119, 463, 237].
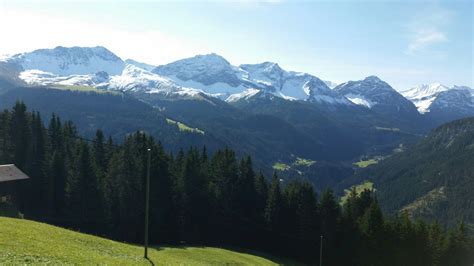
[428, 221, 446, 266]
[28, 111, 49, 217]
[265, 173, 283, 232]
[0, 110, 12, 164]
[177, 147, 208, 242]
[359, 200, 383, 237]
[284, 180, 319, 240]
[148, 141, 174, 244]
[10, 101, 30, 170]
[235, 156, 256, 224]
[92, 129, 107, 174]
[319, 189, 340, 263]
[254, 171, 268, 224]
[48, 113, 63, 152]
[67, 142, 102, 232]
[441, 222, 473, 266]
[48, 150, 67, 218]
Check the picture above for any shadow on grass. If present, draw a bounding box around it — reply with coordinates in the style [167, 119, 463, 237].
[148, 245, 306, 266]
[145, 256, 154, 266]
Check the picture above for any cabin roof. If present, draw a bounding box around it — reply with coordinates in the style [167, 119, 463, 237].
[0, 164, 30, 183]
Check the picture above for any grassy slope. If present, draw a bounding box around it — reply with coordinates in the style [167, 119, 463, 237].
[272, 162, 290, 171]
[340, 181, 374, 205]
[353, 159, 378, 168]
[166, 118, 205, 135]
[293, 157, 316, 167]
[0, 217, 279, 265]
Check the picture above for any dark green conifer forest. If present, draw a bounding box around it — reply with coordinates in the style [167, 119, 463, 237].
[1, 102, 472, 265]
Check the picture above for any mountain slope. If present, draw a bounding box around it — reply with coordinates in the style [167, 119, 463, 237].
[401, 83, 451, 114]
[239, 62, 349, 103]
[153, 53, 250, 96]
[402, 83, 474, 124]
[334, 76, 426, 131]
[229, 91, 425, 166]
[1, 45, 470, 126]
[4, 46, 125, 75]
[358, 117, 474, 231]
[139, 93, 327, 169]
[153, 53, 350, 104]
[0, 217, 278, 265]
[426, 87, 474, 124]
[0, 86, 221, 152]
[334, 76, 419, 116]
[2, 46, 205, 99]
[124, 59, 156, 71]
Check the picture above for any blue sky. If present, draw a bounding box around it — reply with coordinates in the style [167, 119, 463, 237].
[0, 0, 472, 90]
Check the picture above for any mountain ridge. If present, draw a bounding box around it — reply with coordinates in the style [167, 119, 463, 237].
[1, 45, 472, 128]
[0, 46, 474, 114]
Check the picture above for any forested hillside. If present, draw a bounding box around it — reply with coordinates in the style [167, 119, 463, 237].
[0, 102, 472, 265]
[357, 117, 474, 233]
[0, 84, 427, 184]
[0, 86, 223, 151]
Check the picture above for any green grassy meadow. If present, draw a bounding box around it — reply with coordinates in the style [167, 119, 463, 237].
[166, 118, 205, 135]
[0, 217, 279, 265]
[353, 159, 378, 168]
[340, 181, 374, 205]
[272, 162, 290, 171]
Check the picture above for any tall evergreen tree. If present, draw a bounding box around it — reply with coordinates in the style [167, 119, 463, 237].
[10, 101, 30, 170]
[0, 110, 12, 163]
[67, 142, 102, 232]
[28, 111, 49, 217]
[265, 173, 283, 232]
[319, 189, 340, 263]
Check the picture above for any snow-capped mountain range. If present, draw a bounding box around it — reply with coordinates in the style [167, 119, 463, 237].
[0, 45, 472, 116]
[153, 53, 349, 104]
[402, 83, 474, 114]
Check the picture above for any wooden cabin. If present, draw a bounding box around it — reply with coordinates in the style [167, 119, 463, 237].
[0, 164, 29, 204]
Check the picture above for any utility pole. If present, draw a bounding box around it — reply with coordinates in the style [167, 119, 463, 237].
[144, 148, 151, 259]
[320, 235, 323, 266]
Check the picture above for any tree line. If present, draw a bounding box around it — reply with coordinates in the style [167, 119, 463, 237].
[0, 102, 472, 265]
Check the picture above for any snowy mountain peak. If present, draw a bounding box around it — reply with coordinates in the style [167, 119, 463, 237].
[240, 62, 284, 80]
[403, 83, 473, 114]
[121, 64, 152, 77]
[402, 83, 450, 99]
[429, 87, 474, 116]
[324, 80, 339, 89]
[452, 85, 474, 94]
[337, 76, 396, 94]
[6, 46, 125, 76]
[153, 53, 242, 87]
[364, 75, 383, 82]
[334, 76, 417, 114]
[305, 78, 351, 105]
[124, 59, 156, 71]
[260, 62, 283, 73]
[226, 88, 262, 102]
[159, 53, 231, 69]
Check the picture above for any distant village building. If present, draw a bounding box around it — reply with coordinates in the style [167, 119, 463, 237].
[0, 164, 29, 204]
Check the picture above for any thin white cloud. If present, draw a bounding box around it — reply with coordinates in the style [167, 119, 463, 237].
[406, 5, 453, 55]
[408, 28, 448, 53]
